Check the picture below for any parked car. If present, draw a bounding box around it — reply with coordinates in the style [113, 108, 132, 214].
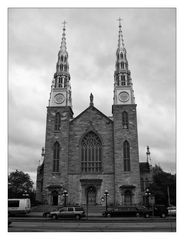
[140, 205, 168, 218]
[43, 207, 61, 217]
[103, 206, 140, 217]
[167, 206, 176, 216]
[103, 205, 168, 218]
[49, 206, 86, 220]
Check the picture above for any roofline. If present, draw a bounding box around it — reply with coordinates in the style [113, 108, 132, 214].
[70, 105, 113, 123]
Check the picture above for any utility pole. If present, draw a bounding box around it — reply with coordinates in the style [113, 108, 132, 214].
[167, 186, 171, 206]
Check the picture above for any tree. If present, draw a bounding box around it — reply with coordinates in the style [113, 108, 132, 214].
[8, 170, 34, 199]
[150, 165, 176, 206]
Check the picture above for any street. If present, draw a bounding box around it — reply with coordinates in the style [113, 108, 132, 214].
[8, 216, 176, 232]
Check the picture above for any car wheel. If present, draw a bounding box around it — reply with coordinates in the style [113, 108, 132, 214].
[52, 214, 58, 220]
[161, 213, 166, 218]
[107, 213, 111, 217]
[145, 213, 150, 218]
[75, 215, 81, 220]
[136, 213, 140, 217]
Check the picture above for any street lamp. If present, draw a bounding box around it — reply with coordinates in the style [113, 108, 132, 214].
[104, 190, 109, 212]
[145, 188, 151, 208]
[63, 190, 68, 207]
[22, 190, 29, 198]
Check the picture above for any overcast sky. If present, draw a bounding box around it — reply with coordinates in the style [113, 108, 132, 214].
[8, 8, 176, 185]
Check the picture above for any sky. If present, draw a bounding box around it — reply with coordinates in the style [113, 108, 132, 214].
[8, 8, 176, 185]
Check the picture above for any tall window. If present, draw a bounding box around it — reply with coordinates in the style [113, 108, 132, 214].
[53, 142, 60, 172]
[123, 140, 130, 171]
[58, 77, 62, 88]
[81, 131, 102, 173]
[121, 75, 126, 85]
[54, 112, 61, 131]
[122, 111, 128, 129]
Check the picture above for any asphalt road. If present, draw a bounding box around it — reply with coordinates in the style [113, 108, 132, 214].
[8, 217, 176, 232]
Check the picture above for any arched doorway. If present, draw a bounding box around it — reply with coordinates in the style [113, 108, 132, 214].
[87, 186, 96, 205]
[52, 190, 58, 205]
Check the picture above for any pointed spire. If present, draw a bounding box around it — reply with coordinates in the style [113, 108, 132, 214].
[113, 19, 135, 105]
[114, 18, 130, 86]
[60, 21, 67, 53]
[49, 21, 72, 108]
[56, 21, 69, 74]
[117, 17, 125, 50]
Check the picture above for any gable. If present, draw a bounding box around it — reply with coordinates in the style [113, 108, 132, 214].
[70, 105, 113, 124]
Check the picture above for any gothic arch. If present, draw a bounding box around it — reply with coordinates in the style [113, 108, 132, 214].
[54, 112, 61, 131]
[123, 140, 130, 171]
[122, 111, 128, 129]
[80, 131, 102, 173]
[53, 141, 60, 172]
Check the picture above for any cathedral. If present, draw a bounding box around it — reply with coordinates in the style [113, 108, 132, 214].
[36, 21, 151, 207]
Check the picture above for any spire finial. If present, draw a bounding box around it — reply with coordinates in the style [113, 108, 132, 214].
[117, 17, 124, 49]
[90, 93, 94, 106]
[62, 20, 67, 38]
[117, 17, 122, 28]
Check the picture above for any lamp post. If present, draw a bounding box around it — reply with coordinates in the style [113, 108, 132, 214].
[22, 190, 29, 198]
[63, 190, 68, 207]
[104, 190, 109, 212]
[145, 188, 151, 208]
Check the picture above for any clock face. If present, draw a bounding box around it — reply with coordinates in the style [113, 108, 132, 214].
[119, 91, 129, 102]
[54, 93, 65, 104]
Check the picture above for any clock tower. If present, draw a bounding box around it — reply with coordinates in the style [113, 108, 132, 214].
[113, 19, 135, 105]
[49, 21, 72, 107]
[112, 19, 141, 205]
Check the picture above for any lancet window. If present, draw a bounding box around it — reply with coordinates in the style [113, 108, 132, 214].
[81, 131, 102, 173]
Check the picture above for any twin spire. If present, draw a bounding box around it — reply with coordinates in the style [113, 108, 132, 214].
[50, 19, 135, 107]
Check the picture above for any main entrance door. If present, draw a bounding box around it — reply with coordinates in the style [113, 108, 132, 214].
[52, 190, 58, 205]
[87, 186, 96, 205]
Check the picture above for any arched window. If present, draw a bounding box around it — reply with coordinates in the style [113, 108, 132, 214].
[120, 52, 123, 59]
[122, 111, 128, 129]
[81, 131, 102, 173]
[124, 190, 132, 205]
[123, 141, 130, 171]
[58, 77, 62, 88]
[54, 112, 61, 131]
[121, 75, 126, 85]
[64, 77, 67, 87]
[53, 142, 60, 172]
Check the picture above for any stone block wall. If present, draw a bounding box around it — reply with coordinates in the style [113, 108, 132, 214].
[112, 104, 141, 205]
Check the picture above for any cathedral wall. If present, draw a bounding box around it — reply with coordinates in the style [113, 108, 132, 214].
[68, 107, 114, 174]
[42, 107, 72, 203]
[68, 174, 114, 206]
[113, 104, 141, 205]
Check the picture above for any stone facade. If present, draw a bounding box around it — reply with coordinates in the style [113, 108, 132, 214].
[36, 103, 142, 206]
[36, 21, 150, 207]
